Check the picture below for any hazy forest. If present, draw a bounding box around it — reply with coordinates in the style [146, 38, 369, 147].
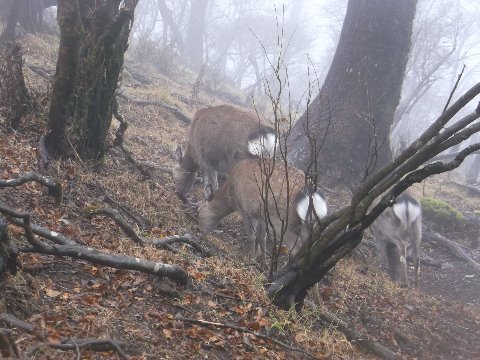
[0, 0, 479, 359]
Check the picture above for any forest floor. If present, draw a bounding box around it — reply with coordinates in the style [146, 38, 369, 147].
[0, 32, 479, 359]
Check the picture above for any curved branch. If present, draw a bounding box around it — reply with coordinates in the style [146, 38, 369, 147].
[0, 172, 63, 204]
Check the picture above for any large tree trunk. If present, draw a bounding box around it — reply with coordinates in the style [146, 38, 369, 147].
[45, 0, 138, 160]
[44, 0, 80, 156]
[184, 0, 209, 72]
[157, 0, 184, 53]
[288, 0, 417, 189]
[73, 0, 138, 160]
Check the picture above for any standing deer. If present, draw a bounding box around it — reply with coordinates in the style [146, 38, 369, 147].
[198, 158, 328, 266]
[371, 191, 422, 287]
[173, 105, 276, 203]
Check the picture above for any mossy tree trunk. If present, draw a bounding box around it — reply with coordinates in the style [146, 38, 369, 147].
[45, 0, 139, 160]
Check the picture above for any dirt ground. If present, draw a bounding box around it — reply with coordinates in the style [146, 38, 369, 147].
[0, 32, 479, 359]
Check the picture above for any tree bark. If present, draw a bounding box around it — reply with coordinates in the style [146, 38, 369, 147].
[44, 0, 80, 156]
[45, 0, 139, 160]
[288, 0, 418, 189]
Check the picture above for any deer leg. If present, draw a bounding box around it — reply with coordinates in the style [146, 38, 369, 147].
[255, 221, 267, 267]
[376, 237, 388, 270]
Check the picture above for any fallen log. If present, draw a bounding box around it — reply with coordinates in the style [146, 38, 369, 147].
[423, 230, 480, 269]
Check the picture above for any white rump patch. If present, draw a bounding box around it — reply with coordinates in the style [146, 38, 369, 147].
[248, 133, 276, 157]
[393, 201, 420, 227]
[296, 192, 328, 222]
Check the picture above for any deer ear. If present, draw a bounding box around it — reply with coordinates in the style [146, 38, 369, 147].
[204, 184, 214, 202]
[174, 145, 183, 163]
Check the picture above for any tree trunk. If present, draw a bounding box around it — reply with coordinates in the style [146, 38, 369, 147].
[45, 0, 138, 160]
[44, 0, 80, 156]
[184, 0, 209, 72]
[0, 0, 27, 41]
[157, 0, 184, 53]
[288, 0, 418, 189]
[73, 0, 138, 160]
[0, 42, 33, 129]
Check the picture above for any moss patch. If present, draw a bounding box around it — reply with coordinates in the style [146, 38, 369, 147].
[421, 197, 464, 229]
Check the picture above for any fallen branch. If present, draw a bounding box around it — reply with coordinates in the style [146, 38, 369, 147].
[0, 313, 40, 336]
[423, 230, 480, 269]
[0, 172, 63, 204]
[318, 311, 399, 360]
[176, 316, 318, 359]
[85, 206, 211, 256]
[27, 337, 129, 360]
[84, 207, 145, 245]
[0, 203, 188, 284]
[117, 92, 191, 125]
[26, 63, 53, 79]
[151, 234, 213, 257]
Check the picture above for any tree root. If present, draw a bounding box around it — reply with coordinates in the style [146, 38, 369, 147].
[176, 316, 319, 359]
[0, 203, 188, 284]
[0, 172, 63, 204]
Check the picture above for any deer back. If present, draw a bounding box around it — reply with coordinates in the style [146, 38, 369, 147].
[199, 159, 327, 253]
[188, 105, 275, 174]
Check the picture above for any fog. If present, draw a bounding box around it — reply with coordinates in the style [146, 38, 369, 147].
[128, 0, 480, 173]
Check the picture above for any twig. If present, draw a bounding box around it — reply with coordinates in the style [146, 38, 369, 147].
[443, 65, 465, 113]
[176, 316, 319, 359]
[0, 313, 38, 335]
[0, 172, 63, 204]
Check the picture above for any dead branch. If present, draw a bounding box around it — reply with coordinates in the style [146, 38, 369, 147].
[176, 316, 319, 359]
[87, 181, 151, 228]
[26, 63, 53, 79]
[0, 172, 63, 204]
[423, 230, 480, 269]
[84, 207, 145, 245]
[150, 234, 213, 257]
[318, 311, 399, 360]
[0, 313, 40, 336]
[117, 92, 191, 125]
[0, 203, 188, 284]
[27, 337, 129, 360]
[84, 206, 211, 256]
[0, 217, 18, 275]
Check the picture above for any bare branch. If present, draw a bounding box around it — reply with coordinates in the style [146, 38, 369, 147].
[0, 172, 63, 204]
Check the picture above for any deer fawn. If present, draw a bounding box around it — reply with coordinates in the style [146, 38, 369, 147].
[198, 158, 328, 266]
[371, 191, 422, 287]
[173, 105, 276, 203]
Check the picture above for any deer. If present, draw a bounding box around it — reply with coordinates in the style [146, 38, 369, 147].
[198, 158, 328, 267]
[173, 105, 276, 203]
[371, 191, 422, 287]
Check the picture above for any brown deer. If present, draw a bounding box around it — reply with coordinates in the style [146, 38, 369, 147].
[371, 191, 422, 287]
[198, 158, 328, 266]
[173, 105, 276, 203]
